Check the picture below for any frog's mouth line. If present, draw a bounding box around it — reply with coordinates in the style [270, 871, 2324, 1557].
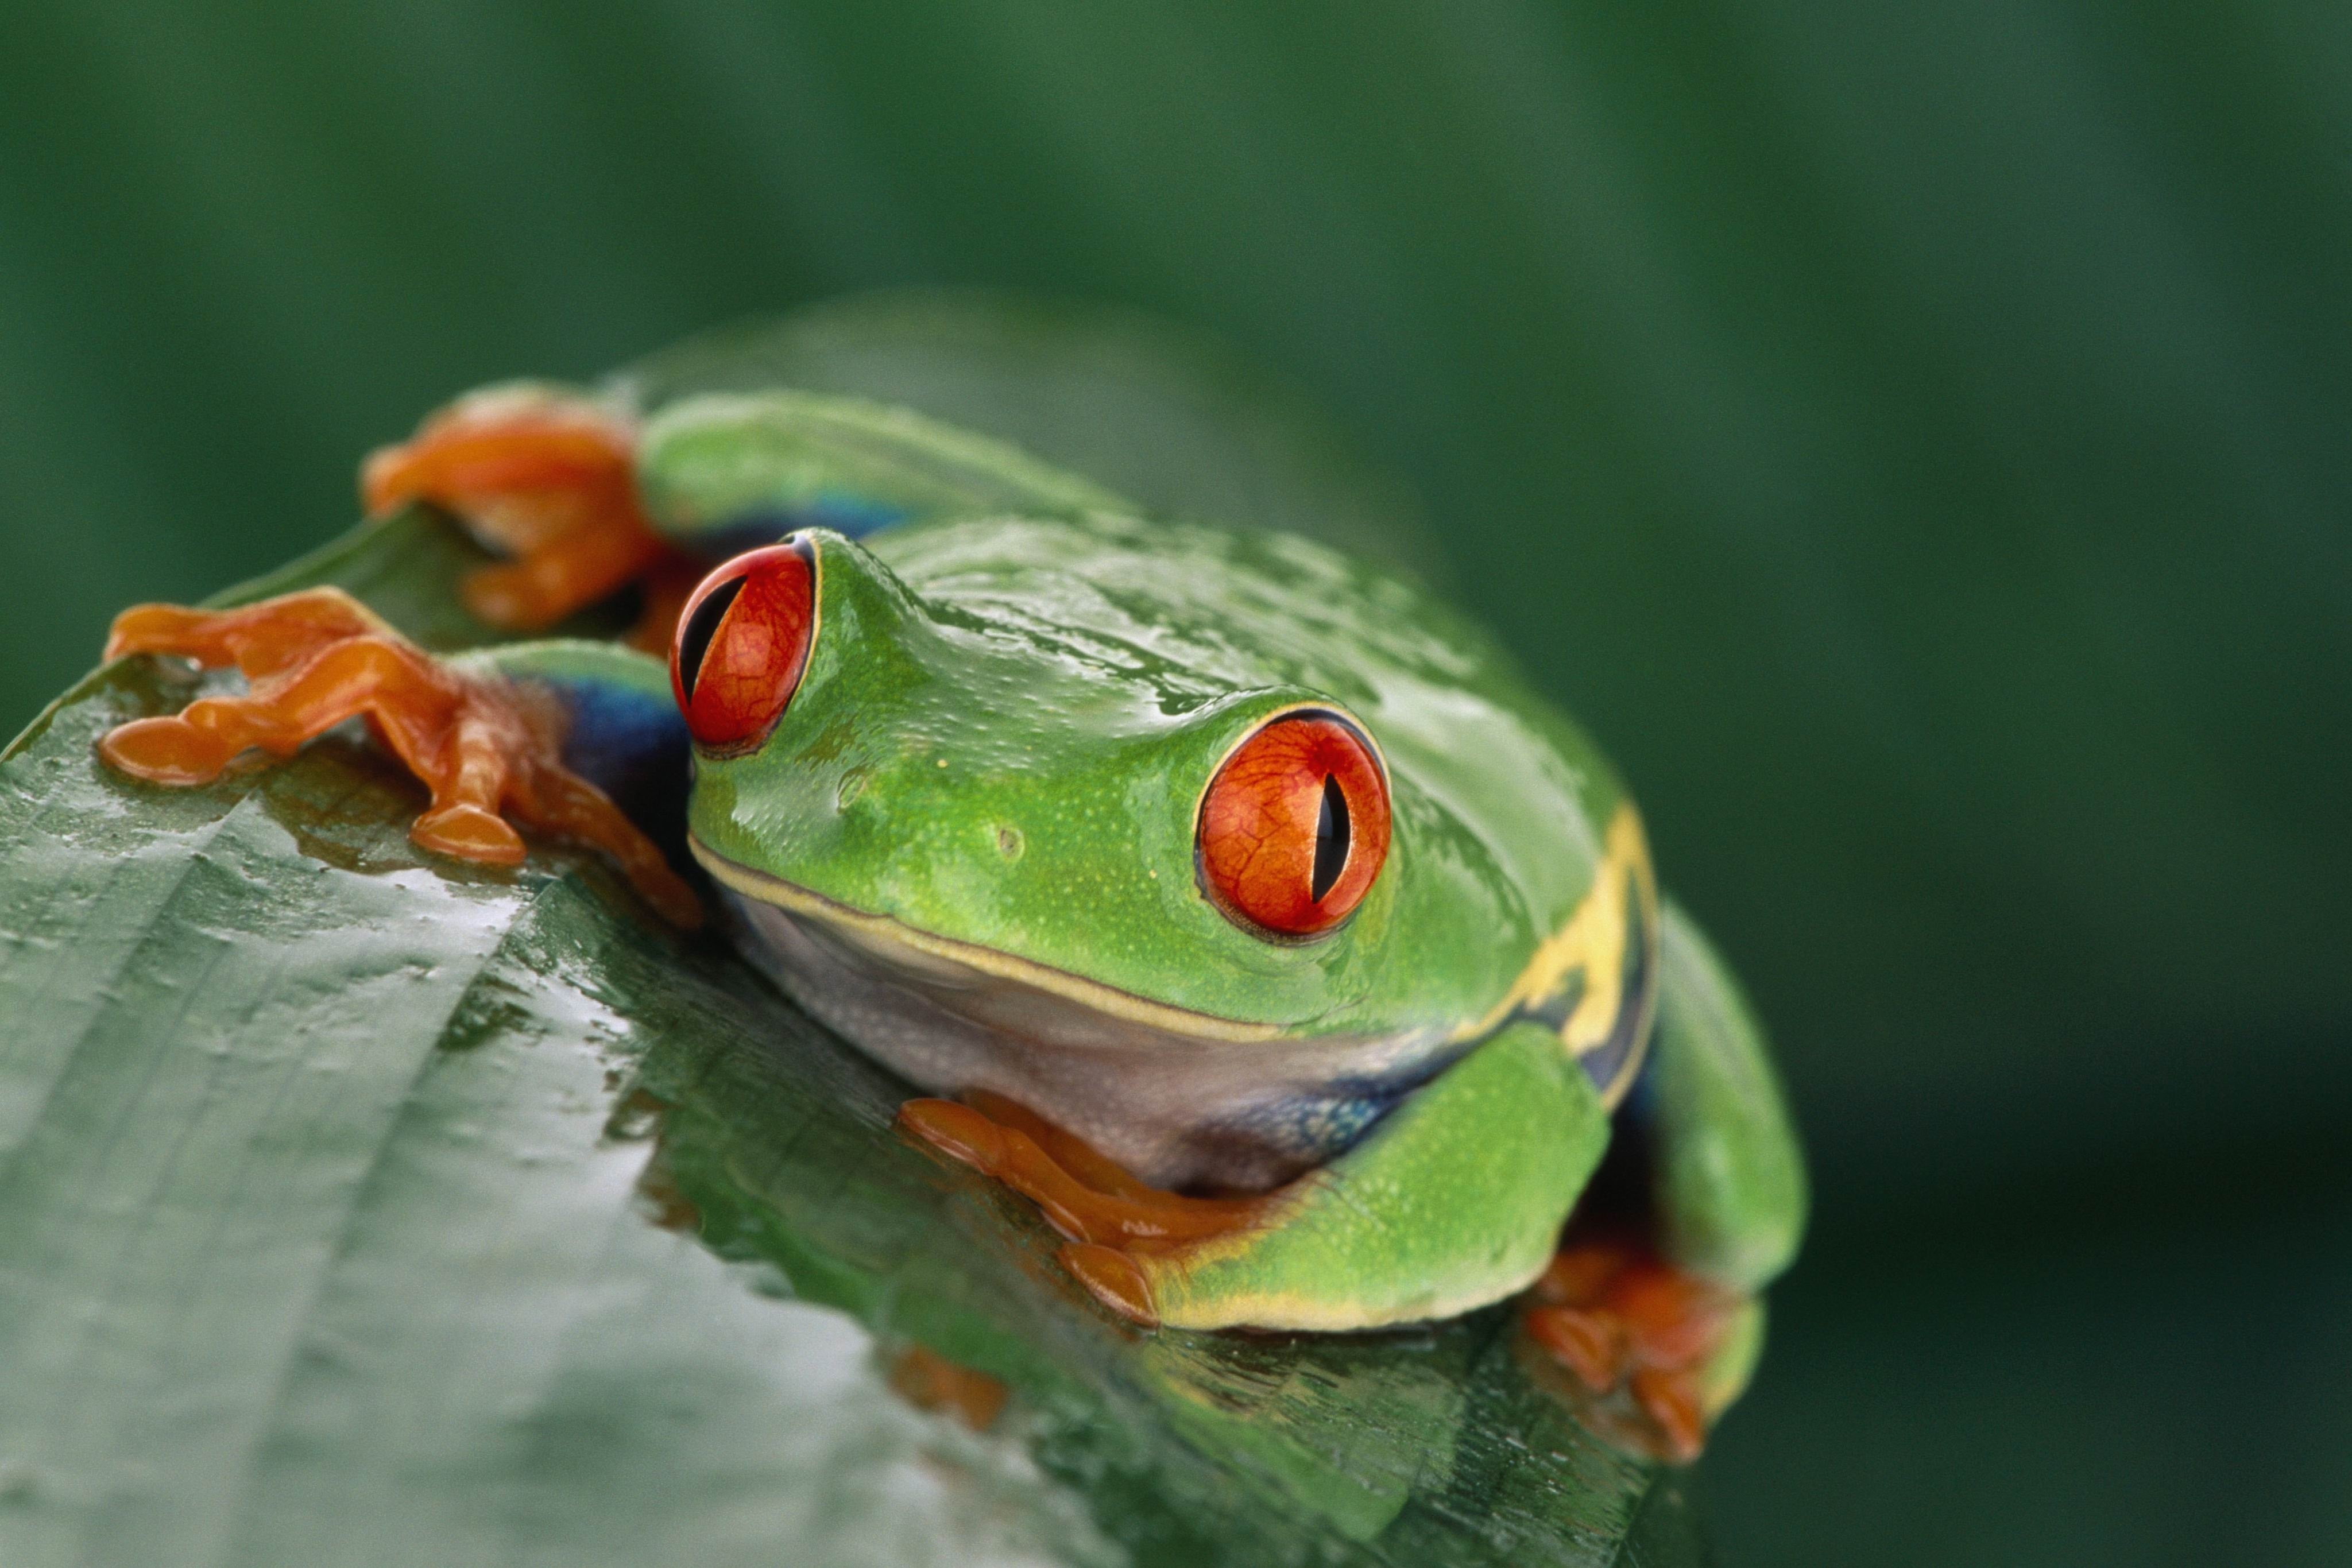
[687, 834, 1289, 1046]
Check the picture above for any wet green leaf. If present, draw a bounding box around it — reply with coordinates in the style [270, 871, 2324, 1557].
[0, 307, 1705, 1567]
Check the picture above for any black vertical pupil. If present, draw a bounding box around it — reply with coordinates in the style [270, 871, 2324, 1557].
[676, 575, 747, 701]
[1312, 773, 1351, 903]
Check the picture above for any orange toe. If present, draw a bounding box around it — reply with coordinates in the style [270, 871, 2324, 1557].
[414, 802, 529, 866]
[1525, 1304, 1627, 1392]
[1608, 1263, 1736, 1370]
[898, 1098, 1012, 1173]
[105, 604, 220, 665]
[98, 716, 238, 785]
[1061, 1242, 1158, 1326]
[1631, 1369, 1707, 1464]
[1535, 1241, 1634, 1308]
[362, 387, 636, 518]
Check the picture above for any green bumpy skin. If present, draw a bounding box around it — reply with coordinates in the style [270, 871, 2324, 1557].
[475, 371, 1805, 1346]
[1644, 903, 1809, 1295]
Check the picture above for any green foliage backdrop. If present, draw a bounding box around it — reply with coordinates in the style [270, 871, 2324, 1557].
[2, 3, 2347, 1562]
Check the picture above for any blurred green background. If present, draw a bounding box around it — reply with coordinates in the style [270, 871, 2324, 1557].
[2, 3, 2346, 1561]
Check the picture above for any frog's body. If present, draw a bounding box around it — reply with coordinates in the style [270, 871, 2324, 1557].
[696, 506, 1654, 1195]
[95, 299, 1805, 1459]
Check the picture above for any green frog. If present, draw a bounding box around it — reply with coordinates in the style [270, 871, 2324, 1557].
[93, 301, 1805, 1461]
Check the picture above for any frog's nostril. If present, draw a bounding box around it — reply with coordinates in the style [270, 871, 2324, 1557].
[670, 539, 817, 752]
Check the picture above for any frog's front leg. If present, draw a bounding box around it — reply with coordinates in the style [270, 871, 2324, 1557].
[363, 386, 688, 645]
[1525, 901, 1808, 1458]
[366, 384, 1125, 650]
[97, 589, 699, 926]
[903, 1020, 1611, 1333]
[899, 1091, 1267, 1268]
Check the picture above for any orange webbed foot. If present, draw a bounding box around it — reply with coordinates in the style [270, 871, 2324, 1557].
[98, 587, 701, 927]
[898, 1094, 1267, 1326]
[1523, 1239, 1745, 1463]
[362, 385, 689, 644]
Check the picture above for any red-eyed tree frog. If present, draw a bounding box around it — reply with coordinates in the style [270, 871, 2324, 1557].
[92, 301, 1805, 1462]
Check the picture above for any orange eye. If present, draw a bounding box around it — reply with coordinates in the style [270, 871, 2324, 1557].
[670, 540, 817, 752]
[1197, 712, 1390, 938]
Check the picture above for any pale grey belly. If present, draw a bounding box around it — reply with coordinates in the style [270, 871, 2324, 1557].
[722, 890, 1454, 1192]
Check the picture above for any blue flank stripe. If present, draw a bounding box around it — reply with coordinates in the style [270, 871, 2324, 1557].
[548, 677, 682, 783]
[1223, 1053, 1463, 1169]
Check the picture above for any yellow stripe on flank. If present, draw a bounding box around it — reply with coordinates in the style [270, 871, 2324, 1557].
[1452, 805, 1657, 1060]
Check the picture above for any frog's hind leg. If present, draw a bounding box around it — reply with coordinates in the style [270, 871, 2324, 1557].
[1523, 900, 1807, 1460]
[1523, 1238, 1759, 1462]
[97, 589, 699, 926]
[362, 385, 684, 646]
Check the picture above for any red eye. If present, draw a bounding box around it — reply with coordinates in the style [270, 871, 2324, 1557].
[670, 541, 817, 752]
[1197, 712, 1390, 938]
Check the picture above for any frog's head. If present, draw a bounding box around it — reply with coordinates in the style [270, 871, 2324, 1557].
[669, 528, 1424, 1049]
